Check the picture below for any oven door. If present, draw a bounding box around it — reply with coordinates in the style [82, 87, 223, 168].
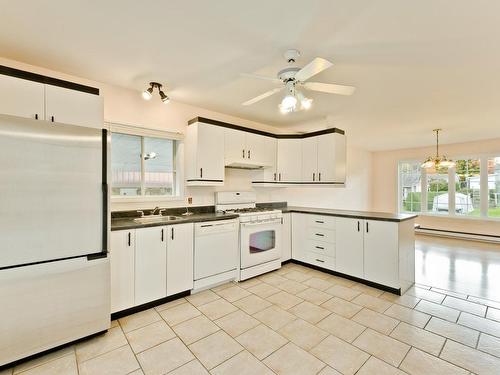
[240, 219, 282, 269]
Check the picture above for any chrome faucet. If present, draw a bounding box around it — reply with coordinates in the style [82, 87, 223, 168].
[151, 206, 160, 215]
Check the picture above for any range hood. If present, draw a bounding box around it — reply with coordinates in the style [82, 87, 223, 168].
[225, 159, 272, 170]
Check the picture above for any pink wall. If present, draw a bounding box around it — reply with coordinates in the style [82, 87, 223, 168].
[371, 138, 500, 236]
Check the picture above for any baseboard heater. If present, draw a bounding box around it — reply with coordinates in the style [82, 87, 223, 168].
[415, 227, 500, 244]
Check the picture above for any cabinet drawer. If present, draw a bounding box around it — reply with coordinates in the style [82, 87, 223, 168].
[307, 227, 335, 243]
[305, 215, 336, 230]
[308, 240, 335, 257]
[306, 252, 335, 271]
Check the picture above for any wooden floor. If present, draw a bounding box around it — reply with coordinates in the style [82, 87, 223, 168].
[416, 234, 500, 301]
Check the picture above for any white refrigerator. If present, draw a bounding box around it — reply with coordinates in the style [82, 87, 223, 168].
[0, 115, 110, 366]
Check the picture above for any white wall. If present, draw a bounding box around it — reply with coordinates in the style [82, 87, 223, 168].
[1, 57, 373, 212]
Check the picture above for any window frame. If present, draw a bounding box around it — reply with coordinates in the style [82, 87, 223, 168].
[108, 123, 185, 203]
[398, 153, 500, 221]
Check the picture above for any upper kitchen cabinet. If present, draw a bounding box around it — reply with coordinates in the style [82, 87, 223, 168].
[301, 132, 346, 184]
[45, 85, 103, 129]
[276, 139, 302, 182]
[0, 67, 103, 128]
[224, 128, 276, 171]
[0, 74, 44, 120]
[185, 121, 225, 185]
[317, 133, 346, 183]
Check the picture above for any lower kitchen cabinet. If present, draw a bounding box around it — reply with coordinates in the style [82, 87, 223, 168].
[167, 223, 194, 296]
[335, 217, 364, 278]
[110, 223, 195, 314]
[291, 212, 415, 292]
[110, 230, 135, 313]
[364, 220, 403, 289]
[281, 213, 292, 261]
[135, 226, 167, 305]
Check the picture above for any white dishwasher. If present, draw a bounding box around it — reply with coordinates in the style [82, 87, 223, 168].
[194, 219, 239, 290]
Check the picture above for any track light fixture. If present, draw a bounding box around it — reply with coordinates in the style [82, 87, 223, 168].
[142, 82, 170, 104]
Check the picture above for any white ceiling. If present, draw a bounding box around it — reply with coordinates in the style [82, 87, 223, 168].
[1, 0, 500, 150]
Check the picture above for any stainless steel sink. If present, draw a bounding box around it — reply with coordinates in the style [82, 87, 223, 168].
[133, 215, 183, 224]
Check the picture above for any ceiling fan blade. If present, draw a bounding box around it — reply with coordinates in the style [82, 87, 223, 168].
[303, 82, 356, 95]
[242, 87, 284, 106]
[240, 73, 282, 84]
[294, 57, 333, 82]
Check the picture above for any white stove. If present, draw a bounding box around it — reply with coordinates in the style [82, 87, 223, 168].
[215, 192, 283, 280]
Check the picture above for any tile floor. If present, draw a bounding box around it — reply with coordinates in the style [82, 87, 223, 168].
[4, 262, 500, 375]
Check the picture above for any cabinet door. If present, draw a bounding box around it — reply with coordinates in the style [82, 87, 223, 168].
[110, 230, 135, 313]
[224, 128, 246, 164]
[197, 123, 225, 181]
[251, 135, 277, 181]
[281, 213, 292, 261]
[45, 85, 103, 129]
[291, 213, 308, 262]
[167, 223, 194, 296]
[317, 133, 346, 183]
[0, 75, 44, 120]
[135, 226, 167, 305]
[336, 217, 364, 278]
[363, 220, 399, 288]
[301, 137, 318, 182]
[277, 139, 302, 182]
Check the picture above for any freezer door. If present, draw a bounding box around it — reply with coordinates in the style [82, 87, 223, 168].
[0, 116, 105, 268]
[0, 257, 110, 366]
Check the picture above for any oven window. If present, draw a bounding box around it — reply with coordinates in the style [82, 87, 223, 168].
[249, 230, 276, 253]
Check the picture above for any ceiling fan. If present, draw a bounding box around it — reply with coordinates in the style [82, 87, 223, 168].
[242, 49, 356, 114]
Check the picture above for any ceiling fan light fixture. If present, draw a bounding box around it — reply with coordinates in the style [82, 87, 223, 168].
[281, 94, 297, 110]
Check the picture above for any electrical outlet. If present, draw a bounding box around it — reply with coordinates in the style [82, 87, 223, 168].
[187, 196, 193, 204]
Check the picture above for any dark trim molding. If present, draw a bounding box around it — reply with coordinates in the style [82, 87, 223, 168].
[111, 290, 191, 320]
[0, 65, 99, 95]
[186, 179, 224, 183]
[251, 181, 345, 185]
[291, 259, 402, 295]
[188, 116, 345, 137]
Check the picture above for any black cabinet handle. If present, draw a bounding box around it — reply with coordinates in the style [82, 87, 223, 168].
[315, 233, 325, 237]
[315, 220, 324, 224]
[274, 173, 277, 181]
[51, 115, 55, 122]
[315, 246, 324, 250]
[34, 114, 38, 120]
[357, 221, 360, 232]
[127, 232, 131, 246]
[242, 149, 245, 158]
[319, 172, 321, 181]
[281, 217, 283, 224]
[313, 173, 315, 181]
[279, 173, 281, 181]
[200, 168, 203, 178]
[366, 222, 369, 233]
[161, 229, 164, 242]
[315, 259, 325, 263]
[248, 150, 250, 159]
[171, 227, 174, 240]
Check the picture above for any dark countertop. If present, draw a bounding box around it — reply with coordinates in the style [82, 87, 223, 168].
[281, 206, 418, 222]
[111, 212, 239, 231]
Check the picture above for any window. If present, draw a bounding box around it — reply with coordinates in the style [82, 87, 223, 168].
[455, 159, 480, 216]
[399, 155, 499, 219]
[111, 133, 177, 197]
[427, 168, 449, 214]
[400, 162, 422, 213]
[488, 157, 500, 218]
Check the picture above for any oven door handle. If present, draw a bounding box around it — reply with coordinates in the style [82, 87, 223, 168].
[240, 219, 282, 227]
